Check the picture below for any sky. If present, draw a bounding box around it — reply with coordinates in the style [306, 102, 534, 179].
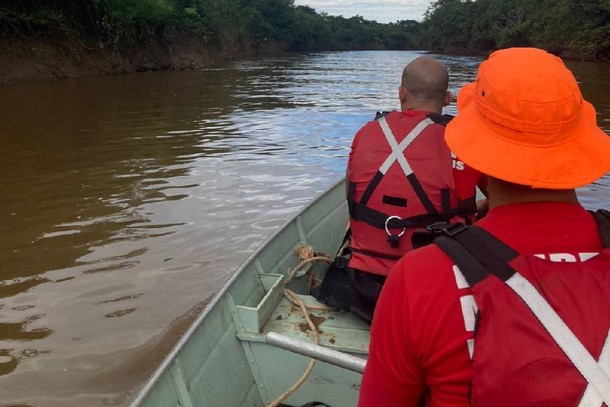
[293, 0, 432, 24]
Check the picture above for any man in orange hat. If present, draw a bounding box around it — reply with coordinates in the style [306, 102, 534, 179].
[358, 47, 610, 407]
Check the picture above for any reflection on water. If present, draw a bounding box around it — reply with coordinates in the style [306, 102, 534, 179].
[0, 51, 608, 406]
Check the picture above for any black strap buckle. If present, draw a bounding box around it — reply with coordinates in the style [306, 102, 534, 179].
[442, 222, 468, 237]
[426, 221, 448, 233]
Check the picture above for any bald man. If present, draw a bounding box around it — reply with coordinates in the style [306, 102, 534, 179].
[314, 57, 485, 324]
[400, 56, 451, 111]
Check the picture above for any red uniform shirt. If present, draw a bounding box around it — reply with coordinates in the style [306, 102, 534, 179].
[358, 202, 605, 407]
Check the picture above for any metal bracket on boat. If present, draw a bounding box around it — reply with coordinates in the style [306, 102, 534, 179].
[265, 332, 366, 374]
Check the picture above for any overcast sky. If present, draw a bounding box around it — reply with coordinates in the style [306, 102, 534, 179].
[293, 0, 431, 23]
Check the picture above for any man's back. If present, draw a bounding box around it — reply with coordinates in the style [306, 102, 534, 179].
[315, 56, 483, 324]
[347, 109, 472, 275]
[359, 202, 610, 406]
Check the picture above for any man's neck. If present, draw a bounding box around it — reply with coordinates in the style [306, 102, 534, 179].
[401, 102, 443, 114]
[488, 178, 579, 210]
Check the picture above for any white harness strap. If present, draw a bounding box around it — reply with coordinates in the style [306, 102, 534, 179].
[378, 116, 434, 176]
[579, 333, 610, 407]
[505, 273, 610, 405]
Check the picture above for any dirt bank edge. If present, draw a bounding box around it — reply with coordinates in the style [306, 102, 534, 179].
[0, 34, 275, 85]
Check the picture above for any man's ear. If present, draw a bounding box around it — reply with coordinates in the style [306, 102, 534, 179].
[399, 86, 408, 104]
[443, 91, 452, 107]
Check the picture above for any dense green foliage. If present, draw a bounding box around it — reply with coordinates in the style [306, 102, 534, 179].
[0, 0, 422, 52]
[2, 0, 607, 60]
[423, 0, 610, 60]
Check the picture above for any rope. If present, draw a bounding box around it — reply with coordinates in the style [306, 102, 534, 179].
[264, 244, 336, 406]
[337, 237, 351, 258]
[285, 254, 334, 310]
[285, 256, 332, 284]
[265, 288, 319, 407]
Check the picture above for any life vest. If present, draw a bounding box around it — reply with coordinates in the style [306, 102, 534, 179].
[435, 210, 610, 407]
[348, 110, 474, 276]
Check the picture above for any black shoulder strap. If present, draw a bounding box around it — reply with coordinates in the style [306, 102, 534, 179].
[358, 171, 384, 208]
[434, 232, 490, 287]
[347, 181, 357, 219]
[434, 224, 519, 287]
[438, 210, 610, 287]
[407, 173, 439, 215]
[374, 110, 392, 120]
[427, 113, 454, 126]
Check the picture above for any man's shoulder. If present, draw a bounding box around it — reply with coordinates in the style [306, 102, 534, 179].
[382, 243, 468, 322]
[356, 110, 396, 132]
[395, 243, 458, 287]
[403, 243, 454, 267]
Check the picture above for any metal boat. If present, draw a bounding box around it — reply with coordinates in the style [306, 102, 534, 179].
[130, 178, 369, 407]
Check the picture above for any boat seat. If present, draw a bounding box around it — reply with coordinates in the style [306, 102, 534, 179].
[263, 293, 370, 355]
[235, 292, 370, 356]
[233, 291, 368, 405]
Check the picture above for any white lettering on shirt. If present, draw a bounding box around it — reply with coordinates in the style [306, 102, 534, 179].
[550, 253, 577, 262]
[451, 152, 465, 171]
[460, 295, 478, 332]
[467, 338, 475, 359]
[452, 265, 469, 289]
[579, 252, 598, 261]
[534, 252, 599, 262]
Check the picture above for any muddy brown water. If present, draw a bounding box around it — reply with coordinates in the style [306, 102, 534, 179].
[0, 51, 608, 406]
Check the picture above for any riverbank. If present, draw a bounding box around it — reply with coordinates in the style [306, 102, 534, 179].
[0, 34, 275, 85]
[2, 35, 605, 86]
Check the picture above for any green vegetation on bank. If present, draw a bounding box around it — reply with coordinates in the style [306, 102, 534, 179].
[423, 0, 609, 60]
[0, 0, 421, 52]
[1, 0, 608, 60]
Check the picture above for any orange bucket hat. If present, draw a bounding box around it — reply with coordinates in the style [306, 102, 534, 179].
[445, 47, 610, 189]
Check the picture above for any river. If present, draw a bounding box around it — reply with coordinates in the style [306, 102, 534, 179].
[0, 50, 608, 406]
